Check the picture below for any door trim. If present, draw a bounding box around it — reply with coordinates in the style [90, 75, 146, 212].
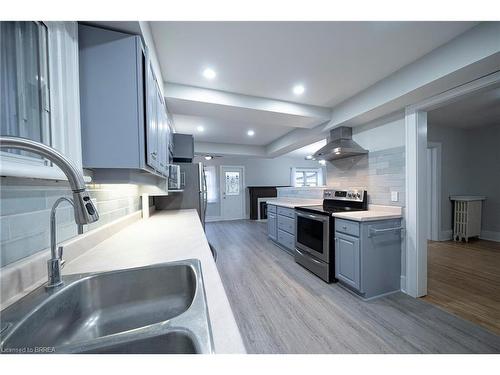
[427, 142, 442, 242]
[219, 165, 246, 220]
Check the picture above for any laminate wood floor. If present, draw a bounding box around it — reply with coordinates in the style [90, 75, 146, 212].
[206, 220, 500, 354]
[424, 239, 500, 335]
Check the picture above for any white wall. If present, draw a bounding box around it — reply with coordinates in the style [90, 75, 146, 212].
[428, 123, 500, 240]
[194, 155, 325, 219]
[352, 114, 406, 151]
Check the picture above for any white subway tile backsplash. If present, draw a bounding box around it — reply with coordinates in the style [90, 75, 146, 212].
[326, 146, 405, 207]
[0, 178, 141, 267]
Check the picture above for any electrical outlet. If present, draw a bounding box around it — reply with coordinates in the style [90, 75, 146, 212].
[391, 191, 399, 202]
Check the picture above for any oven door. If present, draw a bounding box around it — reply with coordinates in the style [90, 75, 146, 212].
[295, 211, 330, 263]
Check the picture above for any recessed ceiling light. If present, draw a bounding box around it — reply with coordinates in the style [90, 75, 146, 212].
[247, 130, 255, 137]
[305, 155, 313, 160]
[293, 84, 305, 95]
[197, 126, 204, 132]
[204, 155, 213, 160]
[203, 68, 216, 80]
[318, 160, 326, 165]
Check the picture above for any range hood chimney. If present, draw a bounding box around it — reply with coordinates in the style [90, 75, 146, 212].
[312, 126, 368, 161]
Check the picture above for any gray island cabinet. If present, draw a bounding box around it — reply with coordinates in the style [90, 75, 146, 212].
[267, 204, 295, 254]
[335, 217, 403, 299]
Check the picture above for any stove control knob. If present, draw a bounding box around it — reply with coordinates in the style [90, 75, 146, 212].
[356, 193, 361, 199]
[347, 192, 352, 198]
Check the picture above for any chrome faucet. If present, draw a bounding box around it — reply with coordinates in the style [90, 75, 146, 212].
[0, 136, 99, 288]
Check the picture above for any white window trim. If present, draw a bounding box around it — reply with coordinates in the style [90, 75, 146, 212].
[291, 167, 324, 187]
[0, 21, 83, 181]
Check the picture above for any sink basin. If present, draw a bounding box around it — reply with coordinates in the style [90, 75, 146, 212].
[1, 259, 213, 354]
[81, 332, 198, 354]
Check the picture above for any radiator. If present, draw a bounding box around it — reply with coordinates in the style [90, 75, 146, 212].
[450, 196, 486, 242]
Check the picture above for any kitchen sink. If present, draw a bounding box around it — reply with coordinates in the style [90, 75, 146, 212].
[0, 259, 213, 354]
[81, 331, 198, 354]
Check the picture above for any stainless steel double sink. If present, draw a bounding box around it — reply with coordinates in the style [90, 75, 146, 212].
[0, 259, 213, 354]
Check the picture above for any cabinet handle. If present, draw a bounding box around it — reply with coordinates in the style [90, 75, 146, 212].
[368, 226, 404, 238]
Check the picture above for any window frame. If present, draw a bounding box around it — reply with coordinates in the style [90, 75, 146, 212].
[0, 21, 83, 181]
[293, 167, 324, 187]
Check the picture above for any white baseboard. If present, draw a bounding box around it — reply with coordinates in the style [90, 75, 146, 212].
[480, 230, 500, 242]
[439, 230, 453, 241]
[205, 216, 223, 223]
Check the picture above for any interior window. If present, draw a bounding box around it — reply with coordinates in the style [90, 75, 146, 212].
[0, 21, 51, 158]
[294, 168, 321, 187]
[204, 165, 218, 203]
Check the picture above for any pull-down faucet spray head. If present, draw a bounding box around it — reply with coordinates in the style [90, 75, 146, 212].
[0, 136, 99, 225]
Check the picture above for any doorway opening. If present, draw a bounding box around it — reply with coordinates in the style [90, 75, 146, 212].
[406, 74, 500, 334]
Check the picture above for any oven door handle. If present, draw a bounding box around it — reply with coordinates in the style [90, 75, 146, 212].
[295, 248, 324, 265]
[295, 211, 329, 222]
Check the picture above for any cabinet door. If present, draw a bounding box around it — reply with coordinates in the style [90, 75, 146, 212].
[146, 63, 159, 170]
[268, 212, 277, 241]
[335, 232, 360, 290]
[156, 92, 167, 176]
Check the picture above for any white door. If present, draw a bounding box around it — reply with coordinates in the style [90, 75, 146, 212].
[220, 166, 244, 220]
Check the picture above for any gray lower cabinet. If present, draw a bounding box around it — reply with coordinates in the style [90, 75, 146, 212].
[335, 232, 360, 290]
[267, 204, 295, 254]
[267, 211, 277, 241]
[335, 218, 402, 299]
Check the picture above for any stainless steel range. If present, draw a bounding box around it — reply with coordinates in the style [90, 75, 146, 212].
[294, 189, 367, 282]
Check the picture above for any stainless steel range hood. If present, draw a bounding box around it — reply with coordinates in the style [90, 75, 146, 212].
[312, 126, 368, 161]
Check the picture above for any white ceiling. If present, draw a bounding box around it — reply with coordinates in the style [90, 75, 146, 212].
[428, 84, 500, 129]
[173, 114, 295, 145]
[284, 139, 327, 158]
[151, 21, 476, 107]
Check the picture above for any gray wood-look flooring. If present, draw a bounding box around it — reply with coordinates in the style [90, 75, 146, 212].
[206, 219, 500, 354]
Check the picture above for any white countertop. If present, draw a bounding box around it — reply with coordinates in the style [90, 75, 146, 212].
[332, 210, 402, 222]
[63, 209, 246, 354]
[267, 200, 403, 222]
[265, 198, 323, 208]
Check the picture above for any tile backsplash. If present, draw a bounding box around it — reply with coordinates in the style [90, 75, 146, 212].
[0, 178, 141, 267]
[277, 187, 326, 199]
[326, 146, 405, 206]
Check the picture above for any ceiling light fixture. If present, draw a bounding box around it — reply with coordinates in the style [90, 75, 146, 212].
[305, 155, 313, 160]
[204, 155, 213, 160]
[247, 130, 255, 137]
[318, 160, 326, 166]
[293, 84, 305, 95]
[203, 68, 216, 80]
[197, 126, 204, 132]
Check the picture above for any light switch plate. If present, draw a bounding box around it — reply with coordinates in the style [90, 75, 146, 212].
[391, 191, 399, 202]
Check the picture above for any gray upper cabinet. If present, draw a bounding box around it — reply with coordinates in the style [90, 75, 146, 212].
[78, 24, 171, 178]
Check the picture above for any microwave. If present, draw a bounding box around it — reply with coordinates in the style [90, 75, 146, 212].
[168, 164, 181, 190]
